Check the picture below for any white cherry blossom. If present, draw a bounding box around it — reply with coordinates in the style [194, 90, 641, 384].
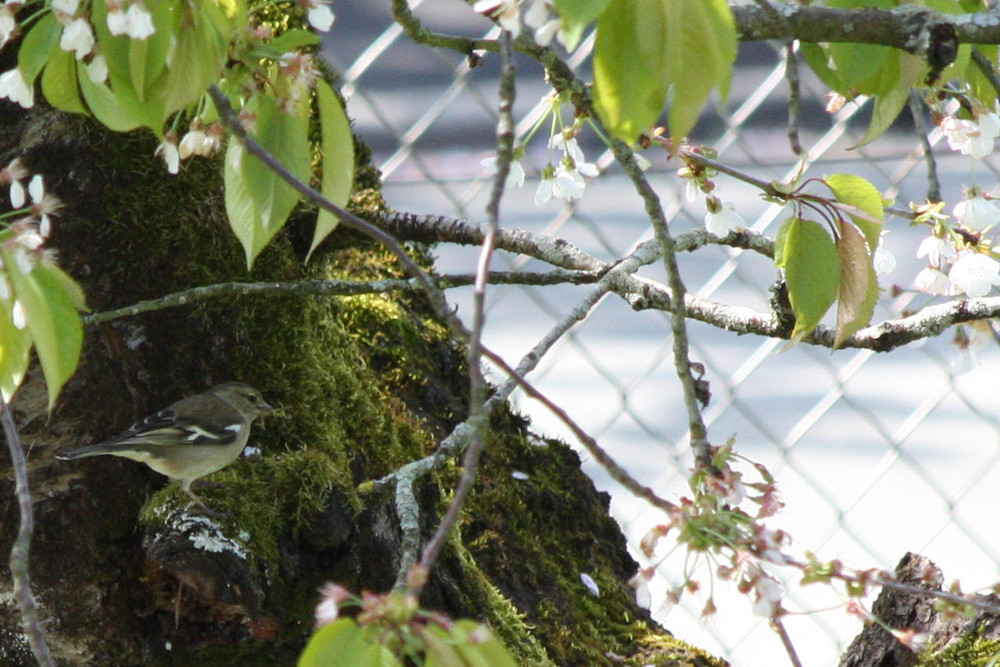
[704, 200, 745, 237]
[59, 17, 95, 60]
[916, 235, 957, 269]
[873, 244, 896, 274]
[108, 2, 155, 39]
[0, 5, 16, 49]
[155, 133, 180, 174]
[87, 54, 108, 83]
[953, 192, 1000, 232]
[914, 267, 951, 295]
[473, 0, 520, 37]
[0, 68, 33, 108]
[481, 155, 525, 188]
[303, 0, 334, 32]
[942, 113, 999, 159]
[949, 252, 1000, 297]
[52, 0, 80, 14]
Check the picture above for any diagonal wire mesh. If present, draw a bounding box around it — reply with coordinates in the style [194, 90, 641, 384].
[324, 3, 1000, 665]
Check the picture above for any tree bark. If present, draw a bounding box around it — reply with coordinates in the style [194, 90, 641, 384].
[0, 103, 721, 666]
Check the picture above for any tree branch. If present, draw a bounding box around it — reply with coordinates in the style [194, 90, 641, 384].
[2, 396, 54, 667]
[734, 3, 992, 55]
[415, 31, 516, 582]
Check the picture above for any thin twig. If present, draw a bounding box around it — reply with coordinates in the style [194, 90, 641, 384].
[771, 618, 803, 667]
[1, 396, 54, 667]
[608, 137, 714, 467]
[81, 272, 604, 326]
[484, 348, 677, 514]
[417, 32, 516, 578]
[907, 91, 940, 203]
[785, 42, 803, 156]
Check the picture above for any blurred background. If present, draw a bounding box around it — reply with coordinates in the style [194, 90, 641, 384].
[323, 2, 1000, 665]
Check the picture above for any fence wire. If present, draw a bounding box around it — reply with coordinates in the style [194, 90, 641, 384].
[325, 3, 1000, 665]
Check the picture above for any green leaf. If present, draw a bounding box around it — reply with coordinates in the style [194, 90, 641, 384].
[297, 619, 398, 667]
[41, 47, 86, 115]
[592, 0, 667, 142]
[128, 0, 175, 102]
[800, 43, 842, 93]
[19, 13, 61, 84]
[224, 93, 311, 268]
[309, 81, 354, 261]
[423, 620, 518, 667]
[780, 218, 839, 341]
[834, 220, 878, 347]
[268, 28, 322, 54]
[3, 258, 83, 407]
[824, 172, 883, 250]
[90, 0, 132, 84]
[0, 288, 32, 402]
[854, 52, 923, 147]
[773, 218, 792, 268]
[77, 68, 152, 133]
[968, 46, 998, 107]
[160, 12, 227, 114]
[825, 41, 891, 95]
[553, 0, 611, 51]
[663, 0, 736, 139]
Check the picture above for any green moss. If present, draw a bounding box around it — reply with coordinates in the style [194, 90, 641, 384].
[918, 632, 1000, 666]
[626, 633, 730, 667]
[448, 538, 556, 666]
[460, 410, 654, 666]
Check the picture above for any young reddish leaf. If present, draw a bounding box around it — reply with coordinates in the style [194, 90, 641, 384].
[835, 221, 878, 346]
[781, 218, 839, 341]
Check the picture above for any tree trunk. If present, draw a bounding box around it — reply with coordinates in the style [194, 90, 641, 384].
[0, 104, 723, 666]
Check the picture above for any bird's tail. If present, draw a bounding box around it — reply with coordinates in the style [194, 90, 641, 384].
[56, 444, 117, 460]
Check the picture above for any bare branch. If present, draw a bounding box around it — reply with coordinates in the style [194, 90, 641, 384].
[784, 42, 803, 156]
[416, 31, 517, 581]
[2, 396, 54, 667]
[734, 3, 993, 55]
[907, 91, 941, 203]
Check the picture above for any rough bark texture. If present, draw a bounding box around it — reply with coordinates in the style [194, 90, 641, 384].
[840, 552, 1000, 667]
[0, 101, 723, 666]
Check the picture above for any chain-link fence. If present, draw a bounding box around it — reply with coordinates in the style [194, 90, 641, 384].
[324, 3, 1000, 665]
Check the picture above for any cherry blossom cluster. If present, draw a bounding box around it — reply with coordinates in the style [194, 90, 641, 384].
[0, 0, 133, 107]
[907, 95, 1000, 307]
[629, 444, 790, 620]
[480, 90, 628, 206]
[0, 159, 61, 327]
[0, 0, 334, 174]
[472, 0, 569, 48]
[675, 147, 748, 237]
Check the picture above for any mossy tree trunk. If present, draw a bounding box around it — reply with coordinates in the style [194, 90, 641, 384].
[0, 103, 723, 667]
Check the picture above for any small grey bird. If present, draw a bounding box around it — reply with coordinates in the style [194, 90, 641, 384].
[57, 382, 272, 513]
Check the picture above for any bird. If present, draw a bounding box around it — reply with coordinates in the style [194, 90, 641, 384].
[57, 382, 273, 513]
